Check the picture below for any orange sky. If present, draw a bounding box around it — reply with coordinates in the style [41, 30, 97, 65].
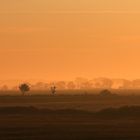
[1, 0, 140, 81]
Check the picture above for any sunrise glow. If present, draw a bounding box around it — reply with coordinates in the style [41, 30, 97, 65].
[1, 0, 140, 81]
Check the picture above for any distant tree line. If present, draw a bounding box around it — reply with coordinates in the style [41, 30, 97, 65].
[1, 78, 140, 92]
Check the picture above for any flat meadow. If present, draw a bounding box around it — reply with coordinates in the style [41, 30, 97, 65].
[0, 89, 140, 140]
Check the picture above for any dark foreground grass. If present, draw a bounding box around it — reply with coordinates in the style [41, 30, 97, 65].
[0, 106, 140, 140]
[1, 94, 140, 112]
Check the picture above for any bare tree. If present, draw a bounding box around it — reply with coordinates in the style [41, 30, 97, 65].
[19, 83, 30, 96]
[50, 85, 56, 95]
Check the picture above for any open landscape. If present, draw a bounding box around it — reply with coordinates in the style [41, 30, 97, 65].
[1, 0, 140, 139]
[0, 90, 140, 140]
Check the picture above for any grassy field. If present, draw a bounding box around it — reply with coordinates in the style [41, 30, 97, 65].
[0, 93, 140, 111]
[0, 92, 140, 139]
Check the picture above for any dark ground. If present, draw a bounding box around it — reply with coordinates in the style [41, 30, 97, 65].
[0, 93, 140, 140]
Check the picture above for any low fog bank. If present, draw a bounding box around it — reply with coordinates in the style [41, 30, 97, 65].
[2, 77, 140, 91]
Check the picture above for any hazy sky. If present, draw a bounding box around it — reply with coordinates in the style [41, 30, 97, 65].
[1, 0, 140, 80]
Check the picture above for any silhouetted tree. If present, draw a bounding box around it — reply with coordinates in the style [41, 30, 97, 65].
[99, 89, 112, 96]
[19, 83, 30, 96]
[75, 77, 88, 89]
[1, 85, 8, 91]
[132, 79, 140, 89]
[67, 81, 76, 90]
[55, 81, 66, 90]
[93, 78, 113, 89]
[51, 86, 56, 95]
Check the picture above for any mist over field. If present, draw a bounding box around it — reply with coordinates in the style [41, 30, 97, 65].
[1, 0, 140, 139]
[1, 81, 140, 140]
[1, 77, 140, 92]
